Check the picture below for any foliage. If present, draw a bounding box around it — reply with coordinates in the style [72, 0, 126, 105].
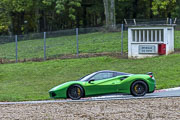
[0, 0, 179, 35]
[172, 0, 180, 18]
[0, 25, 8, 35]
[152, 0, 176, 17]
[43, 0, 82, 20]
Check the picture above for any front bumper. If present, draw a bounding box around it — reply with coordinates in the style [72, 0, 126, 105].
[49, 91, 57, 98]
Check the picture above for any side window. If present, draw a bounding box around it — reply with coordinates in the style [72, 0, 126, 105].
[91, 72, 114, 81]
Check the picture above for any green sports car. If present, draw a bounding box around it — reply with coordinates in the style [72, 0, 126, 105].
[49, 70, 156, 100]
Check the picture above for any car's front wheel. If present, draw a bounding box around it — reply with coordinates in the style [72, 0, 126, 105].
[131, 81, 148, 96]
[67, 85, 84, 100]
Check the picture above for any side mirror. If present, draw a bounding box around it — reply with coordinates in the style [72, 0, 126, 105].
[88, 79, 95, 84]
[147, 72, 153, 75]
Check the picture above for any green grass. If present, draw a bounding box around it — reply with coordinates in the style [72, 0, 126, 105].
[0, 30, 180, 101]
[0, 30, 180, 60]
[175, 31, 180, 49]
[1, 30, 180, 60]
[0, 32, 127, 60]
[0, 54, 180, 101]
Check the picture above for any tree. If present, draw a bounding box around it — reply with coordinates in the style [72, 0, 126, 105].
[43, 0, 81, 20]
[103, 0, 116, 30]
[172, 0, 180, 18]
[0, 0, 34, 35]
[1, 0, 179, 35]
[152, 0, 176, 18]
[85, 0, 104, 27]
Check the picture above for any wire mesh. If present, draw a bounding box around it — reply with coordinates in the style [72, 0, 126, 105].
[0, 19, 180, 63]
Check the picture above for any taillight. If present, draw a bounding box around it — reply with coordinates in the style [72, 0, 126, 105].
[149, 75, 153, 78]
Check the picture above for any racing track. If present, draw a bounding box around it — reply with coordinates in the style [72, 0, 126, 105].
[0, 87, 180, 105]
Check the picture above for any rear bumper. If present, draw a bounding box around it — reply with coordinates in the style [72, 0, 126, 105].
[148, 83, 156, 93]
[149, 88, 155, 93]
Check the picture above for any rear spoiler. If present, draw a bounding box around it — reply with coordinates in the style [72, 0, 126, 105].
[147, 72, 154, 77]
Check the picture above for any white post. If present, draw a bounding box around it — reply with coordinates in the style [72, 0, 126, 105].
[139, 30, 141, 42]
[143, 30, 145, 42]
[151, 30, 153, 42]
[174, 18, 177, 24]
[135, 30, 137, 42]
[128, 28, 132, 58]
[159, 30, 161, 42]
[147, 30, 149, 42]
[133, 19, 136, 25]
[155, 30, 157, 42]
[124, 19, 127, 25]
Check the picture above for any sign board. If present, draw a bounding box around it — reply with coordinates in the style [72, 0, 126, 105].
[139, 45, 156, 54]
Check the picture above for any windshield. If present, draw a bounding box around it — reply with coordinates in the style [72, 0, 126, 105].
[78, 72, 96, 81]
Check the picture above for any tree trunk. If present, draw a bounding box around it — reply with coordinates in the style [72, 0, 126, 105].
[43, 11, 46, 31]
[8, 12, 13, 36]
[20, 12, 25, 34]
[83, 6, 87, 27]
[103, 0, 116, 31]
[35, 8, 40, 32]
[177, 0, 180, 18]
[149, 0, 153, 18]
[133, 0, 138, 18]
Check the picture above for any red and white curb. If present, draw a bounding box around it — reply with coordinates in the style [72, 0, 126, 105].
[154, 87, 180, 93]
[93, 87, 180, 99]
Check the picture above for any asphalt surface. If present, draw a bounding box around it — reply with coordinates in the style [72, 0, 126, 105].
[0, 87, 180, 105]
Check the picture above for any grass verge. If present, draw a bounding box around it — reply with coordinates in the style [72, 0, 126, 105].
[0, 53, 180, 101]
[1, 30, 180, 61]
[0, 32, 128, 60]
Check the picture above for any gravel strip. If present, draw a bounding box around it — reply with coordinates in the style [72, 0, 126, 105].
[0, 97, 180, 120]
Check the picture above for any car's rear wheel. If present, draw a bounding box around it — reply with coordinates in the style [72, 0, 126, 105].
[67, 85, 84, 100]
[131, 81, 148, 96]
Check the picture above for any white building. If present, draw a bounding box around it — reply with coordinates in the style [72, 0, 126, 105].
[128, 24, 175, 59]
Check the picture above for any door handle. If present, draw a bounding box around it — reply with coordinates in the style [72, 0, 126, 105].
[120, 76, 128, 80]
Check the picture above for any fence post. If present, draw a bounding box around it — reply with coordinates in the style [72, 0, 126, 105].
[15, 35, 18, 63]
[121, 24, 124, 55]
[76, 28, 79, 57]
[44, 32, 46, 61]
[170, 18, 172, 24]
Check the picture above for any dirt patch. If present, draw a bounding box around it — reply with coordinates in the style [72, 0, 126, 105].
[0, 97, 180, 120]
[57, 52, 128, 59]
[0, 52, 128, 64]
[1, 48, 180, 64]
[174, 48, 180, 54]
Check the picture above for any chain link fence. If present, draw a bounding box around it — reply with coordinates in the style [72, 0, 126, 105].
[0, 19, 180, 63]
[0, 25, 125, 63]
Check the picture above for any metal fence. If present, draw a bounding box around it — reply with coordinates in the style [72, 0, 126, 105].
[0, 25, 126, 63]
[0, 19, 180, 63]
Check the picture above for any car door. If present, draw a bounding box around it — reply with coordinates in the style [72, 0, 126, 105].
[84, 72, 118, 96]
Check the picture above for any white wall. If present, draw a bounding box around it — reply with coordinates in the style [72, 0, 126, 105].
[128, 25, 175, 59]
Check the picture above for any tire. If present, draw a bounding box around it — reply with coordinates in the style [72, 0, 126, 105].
[67, 85, 84, 100]
[131, 81, 148, 96]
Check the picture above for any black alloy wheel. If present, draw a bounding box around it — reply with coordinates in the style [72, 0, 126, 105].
[131, 81, 148, 96]
[67, 85, 84, 100]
